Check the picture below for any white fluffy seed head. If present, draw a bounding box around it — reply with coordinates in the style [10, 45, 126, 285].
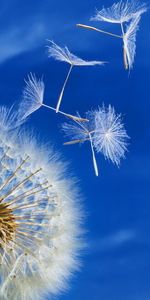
[18, 73, 45, 120]
[47, 40, 105, 66]
[0, 108, 83, 300]
[92, 105, 129, 166]
[90, 0, 147, 24]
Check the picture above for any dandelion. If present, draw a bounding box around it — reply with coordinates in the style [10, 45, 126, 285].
[20, 73, 45, 119]
[62, 105, 129, 175]
[47, 41, 105, 112]
[18, 73, 88, 123]
[77, 0, 147, 70]
[123, 14, 141, 69]
[0, 106, 83, 300]
[90, 0, 147, 24]
[92, 105, 129, 166]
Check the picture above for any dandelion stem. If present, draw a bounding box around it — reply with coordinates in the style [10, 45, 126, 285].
[42, 103, 88, 122]
[121, 23, 128, 70]
[77, 23, 123, 39]
[89, 133, 99, 177]
[56, 64, 73, 113]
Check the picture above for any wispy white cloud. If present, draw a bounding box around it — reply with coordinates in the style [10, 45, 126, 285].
[0, 1, 107, 64]
[0, 22, 46, 63]
[91, 229, 136, 253]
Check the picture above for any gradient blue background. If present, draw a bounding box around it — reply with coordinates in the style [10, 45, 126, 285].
[0, 1, 150, 299]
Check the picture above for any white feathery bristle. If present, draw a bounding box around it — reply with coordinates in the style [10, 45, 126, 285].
[0, 106, 24, 131]
[62, 117, 99, 175]
[90, 0, 147, 24]
[62, 121, 90, 142]
[0, 108, 83, 300]
[123, 14, 141, 70]
[47, 40, 105, 66]
[92, 105, 129, 166]
[18, 73, 45, 120]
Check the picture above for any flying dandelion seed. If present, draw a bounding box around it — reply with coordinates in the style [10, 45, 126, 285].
[62, 115, 99, 176]
[62, 105, 129, 175]
[92, 105, 129, 166]
[47, 41, 105, 112]
[18, 73, 88, 122]
[90, 0, 147, 24]
[0, 107, 83, 300]
[77, 0, 147, 70]
[123, 14, 141, 70]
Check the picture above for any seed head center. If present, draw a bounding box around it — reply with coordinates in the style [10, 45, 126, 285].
[0, 203, 16, 247]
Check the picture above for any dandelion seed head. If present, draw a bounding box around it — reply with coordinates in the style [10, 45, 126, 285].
[0, 108, 83, 300]
[92, 105, 129, 166]
[47, 41, 105, 66]
[91, 0, 147, 24]
[18, 73, 45, 120]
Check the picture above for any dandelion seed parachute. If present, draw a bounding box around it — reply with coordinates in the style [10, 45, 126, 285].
[90, 0, 147, 24]
[123, 14, 141, 70]
[92, 105, 129, 166]
[91, 0, 147, 70]
[18, 73, 45, 120]
[47, 40, 105, 66]
[18, 73, 88, 123]
[78, 0, 147, 70]
[0, 107, 83, 300]
[47, 41, 105, 112]
[62, 105, 129, 175]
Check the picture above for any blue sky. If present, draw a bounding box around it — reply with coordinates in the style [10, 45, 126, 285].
[0, 0, 150, 299]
